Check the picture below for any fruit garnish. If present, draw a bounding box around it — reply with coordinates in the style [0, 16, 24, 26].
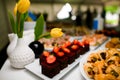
[43, 51, 50, 57]
[83, 40, 89, 45]
[71, 45, 78, 50]
[79, 42, 84, 47]
[53, 46, 59, 53]
[65, 41, 71, 46]
[61, 44, 67, 48]
[57, 52, 64, 57]
[46, 55, 56, 64]
[62, 48, 70, 53]
[73, 39, 79, 44]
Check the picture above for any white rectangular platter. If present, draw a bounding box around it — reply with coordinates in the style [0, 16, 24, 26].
[25, 55, 82, 80]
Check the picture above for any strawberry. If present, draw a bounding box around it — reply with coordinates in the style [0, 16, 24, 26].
[65, 41, 71, 47]
[82, 40, 89, 46]
[53, 46, 59, 53]
[73, 39, 79, 44]
[46, 55, 56, 64]
[78, 42, 84, 47]
[62, 48, 70, 53]
[71, 45, 78, 50]
[57, 52, 64, 57]
[43, 51, 50, 57]
[61, 44, 67, 48]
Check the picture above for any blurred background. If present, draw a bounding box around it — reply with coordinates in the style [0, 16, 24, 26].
[0, 0, 120, 68]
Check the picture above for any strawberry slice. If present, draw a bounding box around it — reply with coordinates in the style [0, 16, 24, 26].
[83, 40, 89, 45]
[53, 46, 59, 53]
[57, 52, 64, 57]
[43, 51, 50, 57]
[46, 55, 56, 64]
[65, 41, 71, 46]
[62, 48, 70, 53]
[61, 44, 67, 48]
[78, 42, 84, 47]
[73, 39, 79, 44]
[71, 45, 78, 50]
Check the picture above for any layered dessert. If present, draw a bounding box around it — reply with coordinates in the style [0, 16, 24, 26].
[41, 54, 60, 78]
[53, 46, 68, 69]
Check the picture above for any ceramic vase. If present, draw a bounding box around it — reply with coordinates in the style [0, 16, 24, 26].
[7, 30, 34, 56]
[9, 37, 35, 68]
[7, 33, 17, 56]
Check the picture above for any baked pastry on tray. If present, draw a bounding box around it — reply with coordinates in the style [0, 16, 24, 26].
[84, 48, 120, 80]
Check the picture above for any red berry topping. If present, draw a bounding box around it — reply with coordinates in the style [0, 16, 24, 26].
[71, 45, 78, 50]
[57, 52, 64, 57]
[61, 44, 67, 48]
[53, 46, 59, 53]
[46, 55, 56, 64]
[65, 41, 71, 46]
[73, 39, 79, 44]
[62, 48, 70, 53]
[78, 42, 84, 47]
[43, 51, 50, 57]
[83, 40, 89, 45]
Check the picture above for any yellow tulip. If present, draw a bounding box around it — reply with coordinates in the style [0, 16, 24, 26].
[13, 3, 17, 15]
[50, 28, 63, 38]
[17, 0, 30, 14]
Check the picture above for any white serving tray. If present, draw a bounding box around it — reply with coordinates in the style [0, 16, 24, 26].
[25, 55, 82, 80]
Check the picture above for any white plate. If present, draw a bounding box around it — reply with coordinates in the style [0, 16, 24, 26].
[25, 56, 82, 80]
[79, 51, 93, 80]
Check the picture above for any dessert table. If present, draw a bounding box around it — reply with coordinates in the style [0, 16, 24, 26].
[0, 30, 109, 80]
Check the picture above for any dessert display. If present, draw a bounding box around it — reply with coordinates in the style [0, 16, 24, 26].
[105, 37, 120, 49]
[40, 39, 90, 78]
[63, 26, 91, 36]
[95, 29, 120, 37]
[83, 48, 120, 80]
[38, 35, 70, 49]
[82, 34, 107, 46]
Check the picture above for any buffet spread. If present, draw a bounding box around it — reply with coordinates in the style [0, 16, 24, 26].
[23, 29, 120, 80]
[5, 28, 120, 80]
[6, 0, 120, 80]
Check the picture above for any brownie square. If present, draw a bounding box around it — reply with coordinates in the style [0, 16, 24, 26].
[56, 56, 68, 70]
[41, 61, 60, 78]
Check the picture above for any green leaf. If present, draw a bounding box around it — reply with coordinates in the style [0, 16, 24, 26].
[34, 14, 44, 41]
[38, 32, 51, 39]
[8, 11, 16, 33]
[19, 12, 28, 38]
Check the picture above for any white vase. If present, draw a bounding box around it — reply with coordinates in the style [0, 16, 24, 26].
[7, 30, 34, 57]
[9, 38, 35, 68]
[7, 34, 17, 56]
